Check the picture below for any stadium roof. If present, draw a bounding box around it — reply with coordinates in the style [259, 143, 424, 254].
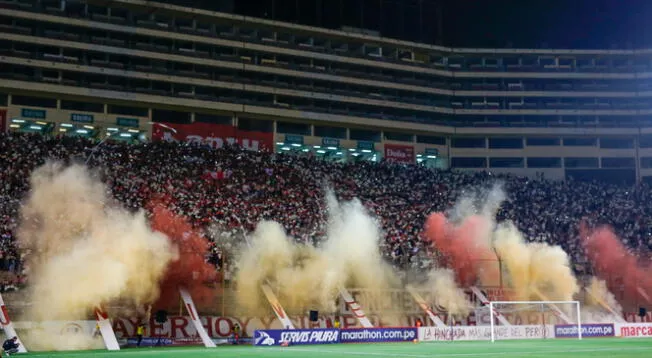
[164, 0, 651, 50]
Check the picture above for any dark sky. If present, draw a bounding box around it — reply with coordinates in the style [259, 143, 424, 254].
[226, 0, 652, 49]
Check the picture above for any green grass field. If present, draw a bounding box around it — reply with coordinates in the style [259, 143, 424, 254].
[15, 339, 652, 358]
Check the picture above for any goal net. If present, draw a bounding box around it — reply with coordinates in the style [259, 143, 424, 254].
[487, 301, 582, 342]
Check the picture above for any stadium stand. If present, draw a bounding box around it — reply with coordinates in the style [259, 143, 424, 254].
[2, 0, 652, 308]
[2, 131, 652, 290]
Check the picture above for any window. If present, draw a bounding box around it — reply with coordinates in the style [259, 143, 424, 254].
[526, 137, 560, 146]
[350, 129, 381, 142]
[527, 157, 562, 168]
[277, 121, 310, 135]
[194, 113, 232, 125]
[601, 157, 635, 168]
[11, 95, 57, 108]
[108, 105, 148, 117]
[451, 137, 486, 148]
[61, 100, 103, 113]
[564, 157, 599, 168]
[151, 109, 190, 123]
[640, 135, 652, 148]
[238, 117, 273, 132]
[641, 157, 652, 169]
[600, 137, 634, 149]
[416, 135, 446, 145]
[489, 157, 524, 168]
[314, 125, 347, 139]
[384, 131, 413, 142]
[451, 157, 487, 168]
[563, 137, 597, 146]
[488, 137, 524, 149]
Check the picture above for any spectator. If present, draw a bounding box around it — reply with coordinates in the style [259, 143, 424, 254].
[1, 131, 652, 283]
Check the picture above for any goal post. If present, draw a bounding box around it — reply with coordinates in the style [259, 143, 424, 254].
[488, 301, 582, 342]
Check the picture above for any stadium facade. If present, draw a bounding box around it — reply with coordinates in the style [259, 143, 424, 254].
[1, 0, 652, 183]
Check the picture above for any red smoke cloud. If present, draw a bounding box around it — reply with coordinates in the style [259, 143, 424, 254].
[148, 196, 217, 310]
[580, 223, 652, 305]
[424, 213, 498, 287]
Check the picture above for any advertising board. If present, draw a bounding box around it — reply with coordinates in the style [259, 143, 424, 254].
[253, 329, 339, 346]
[151, 122, 273, 151]
[554, 324, 614, 338]
[617, 323, 652, 338]
[419, 325, 553, 342]
[384, 144, 415, 164]
[340, 327, 417, 343]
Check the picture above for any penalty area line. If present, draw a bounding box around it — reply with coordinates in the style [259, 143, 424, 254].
[18, 348, 217, 357]
[285, 346, 652, 357]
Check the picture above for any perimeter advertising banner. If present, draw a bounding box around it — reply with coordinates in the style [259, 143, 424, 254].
[554, 324, 615, 338]
[253, 329, 340, 346]
[384, 144, 415, 164]
[420, 325, 553, 342]
[616, 323, 652, 338]
[340, 327, 417, 343]
[151, 122, 274, 152]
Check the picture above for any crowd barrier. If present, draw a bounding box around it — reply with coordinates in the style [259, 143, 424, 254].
[12, 319, 652, 347]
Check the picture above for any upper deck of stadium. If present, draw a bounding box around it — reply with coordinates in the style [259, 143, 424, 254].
[3, 0, 652, 130]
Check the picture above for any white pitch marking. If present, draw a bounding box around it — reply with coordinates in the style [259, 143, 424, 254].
[285, 346, 652, 357]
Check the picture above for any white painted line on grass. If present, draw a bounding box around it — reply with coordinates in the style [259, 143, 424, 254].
[285, 346, 652, 357]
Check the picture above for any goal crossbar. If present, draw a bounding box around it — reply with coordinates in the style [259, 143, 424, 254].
[488, 300, 582, 342]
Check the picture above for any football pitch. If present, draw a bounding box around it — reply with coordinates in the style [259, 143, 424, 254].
[16, 339, 652, 358]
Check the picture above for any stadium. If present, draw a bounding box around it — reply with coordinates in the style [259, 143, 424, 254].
[1, 0, 652, 357]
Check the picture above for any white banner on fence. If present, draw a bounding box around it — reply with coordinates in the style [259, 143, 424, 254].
[419, 325, 554, 342]
[616, 323, 652, 338]
[179, 288, 216, 348]
[339, 288, 374, 328]
[260, 284, 295, 329]
[0, 293, 27, 353]
[405, 286, 447, 328]
[94, 307, 120, 350]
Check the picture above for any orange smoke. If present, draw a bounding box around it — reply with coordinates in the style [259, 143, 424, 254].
[148, 196, 217, 310]
[580, 223, 652, 305]
[424, 213, 499, 287]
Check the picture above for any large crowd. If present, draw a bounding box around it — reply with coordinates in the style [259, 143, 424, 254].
[2, 132, 652, 287]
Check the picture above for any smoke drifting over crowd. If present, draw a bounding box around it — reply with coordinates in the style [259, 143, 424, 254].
[11, 161, 628, 350]
[422, 185, 623, 320]
[234, 191, 399, 318]
[580, 224, 652, 305]
[17, 163, 177, 351]
[148, 197, 218, 310]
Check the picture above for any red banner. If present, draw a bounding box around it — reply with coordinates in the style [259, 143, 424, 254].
[0, 109, 6, 132]
[384, 144, 415, 164]
[151, 122, 273, 152]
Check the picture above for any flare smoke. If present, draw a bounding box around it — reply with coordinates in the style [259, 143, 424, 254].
[234, 191, 398, 318]
[424, 185, 579, 304]
[17, 162, 177, 351]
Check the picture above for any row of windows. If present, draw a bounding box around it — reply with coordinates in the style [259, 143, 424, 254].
[7, 58, 652, 132]
[5, 36, 652, 113]
[451, 157, 644, 169]
[451, 137, 652, 149]
[5, 8, 652, 106]
[7, 61, 652, 131]
[13, 92, 652, 152]
[10, 94, 148, 116]
[5, 93, 449, 143]
[11, 0, 652, 76]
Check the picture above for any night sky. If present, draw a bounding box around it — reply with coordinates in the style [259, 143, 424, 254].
[172, 0, 652, 49]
